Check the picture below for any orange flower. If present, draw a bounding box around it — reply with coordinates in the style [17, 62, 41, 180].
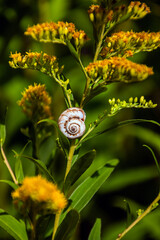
[12, 175, 67, 213]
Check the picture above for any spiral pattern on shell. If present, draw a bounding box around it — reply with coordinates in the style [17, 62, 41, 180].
[58, 107, 86, 139]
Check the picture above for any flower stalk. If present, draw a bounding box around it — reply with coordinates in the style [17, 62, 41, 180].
[116, 192, 160, 240]
[1, 146, 18, 185]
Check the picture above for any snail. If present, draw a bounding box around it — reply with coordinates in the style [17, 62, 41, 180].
[58, 107, 86, 139]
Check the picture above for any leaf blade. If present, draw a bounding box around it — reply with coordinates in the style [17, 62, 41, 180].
[64, 150, 96, 194]
[22, 155, 55, 182]
[55, 210, 79, 240]
[0, 124, 6, 147]
[0, 209, 28, 240]
[68, 159, 118, 213]
[88, 218, 101, 240]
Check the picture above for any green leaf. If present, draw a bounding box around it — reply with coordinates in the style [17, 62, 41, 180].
[64, 150, 96, 194]
[55, 210, 79, 240]
[0, 124, 6, 147]
[88, 218, 101, 240]
[0, 209, 28, 240]
[0, 180, 17, 190]
[38, 119, 70, 156]
[96, 119, 160, 136]
[13, 142, 31, 183]
[83, 119, 160, 143]
[22, 155, 55, 182]
[14, 154, 24, 183]
[67, 159, 118, 213]
[143, 145, 160, 179]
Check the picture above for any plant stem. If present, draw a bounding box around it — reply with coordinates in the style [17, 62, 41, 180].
[52, 211, 61, 240]
[64, 139, 77, 180]
[78, 55, 90, 108]
[116, 192, 160, 240]
[93, 24, 105, 63]
[52, 140, 77, 239]
[1, 146, 18, 185]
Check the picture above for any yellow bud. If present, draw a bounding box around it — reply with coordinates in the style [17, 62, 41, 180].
[134, 97, 138, 103]
[129, 97, 133, 103]
[89, 13, 94, 22]
[140, 96, 144, 104]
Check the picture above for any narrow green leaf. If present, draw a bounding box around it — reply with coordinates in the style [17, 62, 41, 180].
[0, 180, 17, 190]
[96, 119, 160, 136]
[14, 157, 24, 183]
[88, 218, 101, 240]
[38, 119, 70, 156]
[143, 145, 160, 179]
[68, 159, 118, 212]
[124, 199, 132, 227]
[0, 209, 28, 240]
[0, 124, 6, 147]
[64, 150, 96, 194]
[22, 155, 55, 182]
[83, 119, 160, 143]
[55, 210, 79, 240]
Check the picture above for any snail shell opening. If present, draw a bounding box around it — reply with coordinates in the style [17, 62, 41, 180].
[58, 107, 86, 139]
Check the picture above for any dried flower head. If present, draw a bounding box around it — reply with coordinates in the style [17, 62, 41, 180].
[12, 175, 67, 213]
[101, 31, 160, 58]
[18, 83, 52, 122]
[85, 57, 154, 84]
[25, 21, 89, 48]
[9, 51, 63, 77]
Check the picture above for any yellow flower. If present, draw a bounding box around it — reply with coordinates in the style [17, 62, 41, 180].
[85, 57, 153, 83]
[128, 1, 151, 19]
[12, 175, 67, 213]
[18, 83, 52, 122]
[24, 21, 89, 48]
[101, 31, 160, 58]
[9, 51, 63, 77]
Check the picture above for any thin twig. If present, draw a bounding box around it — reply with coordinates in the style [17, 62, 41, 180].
[116, 192, 160, 240]
[1, 146, 18, 185]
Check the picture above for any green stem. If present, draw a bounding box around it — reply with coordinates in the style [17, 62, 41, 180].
[64, 139, 77, 180]
[116, 192, 160, 240]
[93, 24, 105, 63]
[52, 140, 77, 239]
[78, 55, 90, 108]
[1, 146, 18, 185]
[31, 208, 37, 240]
[52, 211, 61, 240]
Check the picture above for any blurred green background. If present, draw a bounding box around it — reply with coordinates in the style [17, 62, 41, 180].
[0, 0, 160, 239]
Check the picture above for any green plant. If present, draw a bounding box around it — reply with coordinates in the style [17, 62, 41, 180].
[0, 0, 160, 239]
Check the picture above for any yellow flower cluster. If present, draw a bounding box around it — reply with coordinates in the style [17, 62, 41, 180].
[12, 175, 67, 213]
[25, 22, 89, 48]
[88, 1, 150, 26]
[128, 1, 151, 19]
[101, 31, 160, 58]
[85, 57, 153, 83]
[108, 96, 157, 116]
[18, 83, 52, 122]
[88, 5, 113, 24]
[9, 51, 63, 77]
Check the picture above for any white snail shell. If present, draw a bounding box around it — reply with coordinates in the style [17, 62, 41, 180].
[58, 107, 86, 139]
